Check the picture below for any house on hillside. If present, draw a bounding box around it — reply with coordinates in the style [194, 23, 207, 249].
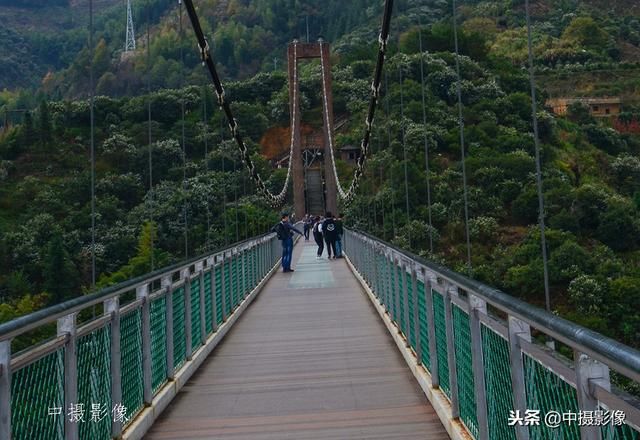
[340, 145, 361, 164]
[546, 97, 622, 117]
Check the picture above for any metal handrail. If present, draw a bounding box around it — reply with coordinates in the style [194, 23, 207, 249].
[349, 228, 640, 383]
[0, 231, 274, 342]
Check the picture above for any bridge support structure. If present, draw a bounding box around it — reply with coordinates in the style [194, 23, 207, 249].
[288, 40, 338, 219]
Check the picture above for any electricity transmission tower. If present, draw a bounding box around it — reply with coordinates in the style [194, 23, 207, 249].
[125, 0, 136, 52]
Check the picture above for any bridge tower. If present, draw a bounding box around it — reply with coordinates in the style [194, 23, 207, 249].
[125, 0, 136, 52]
[288, 39, 338, 219]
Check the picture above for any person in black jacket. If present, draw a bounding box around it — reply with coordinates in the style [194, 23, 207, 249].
[322, 212, 338, 259]
[272, 213, 303, 272]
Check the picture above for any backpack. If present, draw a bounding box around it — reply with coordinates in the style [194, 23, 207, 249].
[313, 222, 320, 234]
[275, 222, 287, 240]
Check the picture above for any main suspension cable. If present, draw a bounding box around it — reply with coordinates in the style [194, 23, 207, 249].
[182, 0, 296, 207]
[525, 0, 551, 312]
[317, 0, 394, 203]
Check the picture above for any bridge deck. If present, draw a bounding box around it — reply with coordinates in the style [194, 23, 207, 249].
[145, 240, 448, 439]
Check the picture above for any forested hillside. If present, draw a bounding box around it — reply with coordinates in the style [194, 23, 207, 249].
[0, 0, 639, 378]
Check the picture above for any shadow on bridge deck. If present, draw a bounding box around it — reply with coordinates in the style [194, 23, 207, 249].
[145, 240, 448, 439]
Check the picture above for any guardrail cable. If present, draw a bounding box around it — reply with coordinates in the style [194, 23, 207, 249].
[179, 0, 189, 258]
[452, 0, 472, 270]
[147, 0, 155, 270]
[525, 0, 552, 312]
[418, 20, 434, 254]
[89, 0, 96, 289]
[399, 63, 412, 247]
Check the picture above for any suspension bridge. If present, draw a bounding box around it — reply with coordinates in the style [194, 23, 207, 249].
[0, 0, 639, 439]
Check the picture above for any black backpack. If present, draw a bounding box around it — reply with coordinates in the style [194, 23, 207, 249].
[275, 223, 287, 240]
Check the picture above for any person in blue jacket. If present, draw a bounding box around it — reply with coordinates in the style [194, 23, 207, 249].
[272, 213, 303, 272]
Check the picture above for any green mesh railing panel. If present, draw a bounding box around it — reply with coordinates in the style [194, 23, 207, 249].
[482, 325, 516, 440]
[397, 265, 405, 332]
[524, 354, 579, 440]
[77, 325, 111, 440]
[150, 296, 167, 393]
[204, 271, 213, 334]
[232, 258, 239, 307]
[224, 262, 232, 317]
[406, 270, 416, 349]
[389, 261, 398, 322]
[11, 348, 64, 440]
[601, 421, 640, 439]
[242, 252, 248, 295]
[433, 290, 450, 397]
[190, 278, 202, 350]
[173, 286, 186, 369]
[453, 305, 478, 438]
[417, 279, 431, 369]
[120, 309, 143, 423]
[215, 265, 223, 325]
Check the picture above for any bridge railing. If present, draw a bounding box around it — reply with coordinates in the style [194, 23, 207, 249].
[344, 229, 640, 440]
[0, 233, 282, 440]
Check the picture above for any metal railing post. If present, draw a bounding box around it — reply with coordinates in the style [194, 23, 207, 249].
[575, 351, 610, 440]
[58, 313, 78, 440]
[207, 257, 217, 333]
[424, 270, 439, 386]
[182, 268, 192, 360]
[508, 316, 531, 440]
[104, 297, 122, 437]
[393, 256, 400, 326]
[444, 284, 460, 418]
[162, 275, 174, 380]
[195, 262, 206, 344]
[136, 283, 153, 405]
[469, 294, 489, 440]
[411, 263, 421, 361]
[0, 340, 10, 440]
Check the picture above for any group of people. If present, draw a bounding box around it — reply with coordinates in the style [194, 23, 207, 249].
[272, 212, 345, 273]
[304, 212, 344, 260]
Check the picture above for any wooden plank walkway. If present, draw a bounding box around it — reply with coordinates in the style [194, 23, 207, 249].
[145, 240, 449, 439]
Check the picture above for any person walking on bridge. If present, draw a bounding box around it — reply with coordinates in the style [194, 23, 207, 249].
[335, 213, 344, 258]
[323, 212, 338, 259]
[272, 213, 303, 272]
[303, 214, 312, 241]
[312, 216, 324, 259]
